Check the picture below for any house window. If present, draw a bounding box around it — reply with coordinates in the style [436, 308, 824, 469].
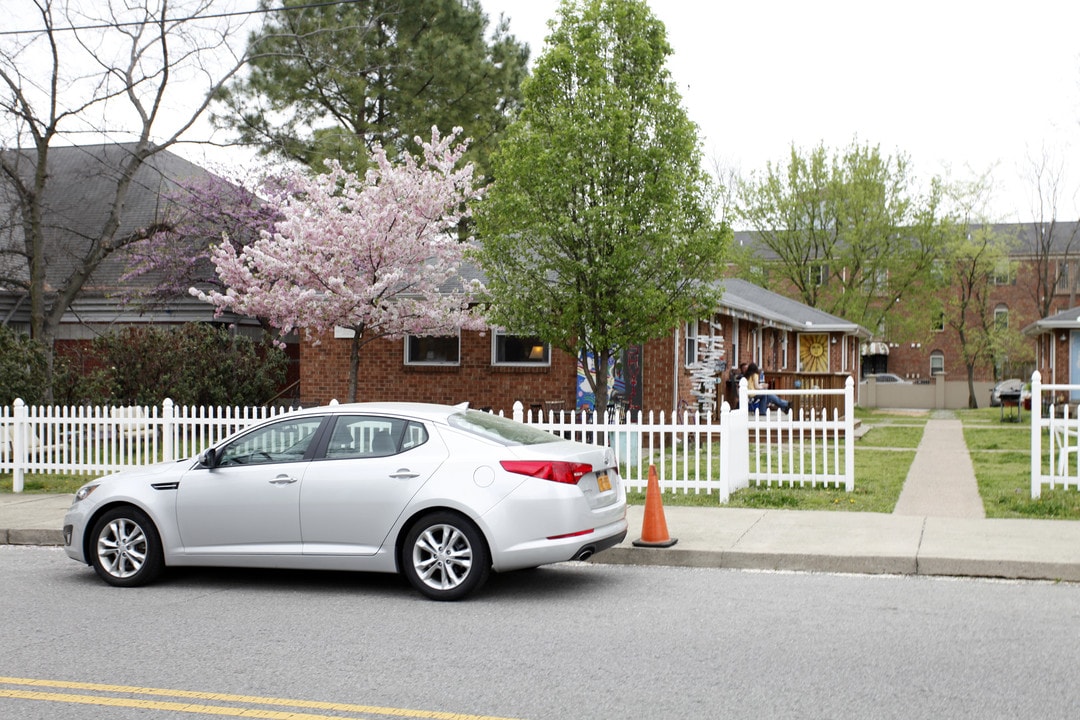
[991, 260, 1015, 286]
[493, 331, 550, 366]
[930, 351, 944, 376]
[1056, 261, 1072, 294]
[808, 263, 828, 287]
[930, 258, 946, 283]
[994, 304, 1009, 332]
[405, 334, 460, 365]
[862, 269, 888, 295]
[932, 311, 945, 333]
[684, 321, 698, 367]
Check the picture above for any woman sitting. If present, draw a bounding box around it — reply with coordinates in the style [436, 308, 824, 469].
[745, 362, 790, 414]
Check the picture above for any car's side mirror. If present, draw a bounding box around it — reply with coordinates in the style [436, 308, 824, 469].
[199, 447, 218, 469]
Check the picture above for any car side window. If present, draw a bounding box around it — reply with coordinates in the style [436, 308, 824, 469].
[216, 417, 325, 466]
[324, 416, 428, 460]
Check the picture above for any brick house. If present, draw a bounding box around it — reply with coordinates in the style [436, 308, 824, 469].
[1023, 306, 1080, 398]
[297, 277, 869, 415]
[736, 222, 1080, 387]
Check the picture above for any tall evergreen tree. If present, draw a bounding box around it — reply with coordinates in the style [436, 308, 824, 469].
[215, 0, 530, 175]
[472, 0, 728, 411]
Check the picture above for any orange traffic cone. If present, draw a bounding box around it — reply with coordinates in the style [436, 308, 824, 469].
[632, 464, 678, 548]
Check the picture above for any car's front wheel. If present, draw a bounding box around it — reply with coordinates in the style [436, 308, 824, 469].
[89, 506, 164, 587]
[401, 512, 490, 601]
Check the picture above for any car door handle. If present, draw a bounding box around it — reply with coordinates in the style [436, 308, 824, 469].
[269, 475, 298, 485]
[389, 469, 419, 480]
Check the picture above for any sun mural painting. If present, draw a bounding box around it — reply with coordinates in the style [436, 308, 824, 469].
[799, 334, 830, 373]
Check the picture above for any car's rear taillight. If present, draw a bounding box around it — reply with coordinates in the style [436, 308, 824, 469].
[500, 460, 593, 485]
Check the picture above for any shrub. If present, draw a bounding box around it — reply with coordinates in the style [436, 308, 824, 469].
[0, 326, 48, 405]
[85, 324, 288, 406]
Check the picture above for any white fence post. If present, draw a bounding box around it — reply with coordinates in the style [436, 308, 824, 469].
[1031, 370, 1043, 499]
[718, 401, 732, 502]
[512, 401, 524, 424]
[162, 398, 175, 462]
[844, 376, 855, 492]
[12, 398, 26, 493]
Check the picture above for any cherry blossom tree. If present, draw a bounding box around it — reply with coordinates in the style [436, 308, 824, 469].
[194, 128, 486, 402]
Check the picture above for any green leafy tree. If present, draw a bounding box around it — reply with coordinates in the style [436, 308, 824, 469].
[86, 324, 288, 407]
[938, 176, 1026, 407]
[472, 0, 729, 411]
[215, 0, 529, 175]
[737, 140, 946, 338]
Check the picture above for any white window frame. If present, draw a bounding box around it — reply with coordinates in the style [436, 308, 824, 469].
[930, 350, 945, 376]
[684, 321, 699, 367]
[994, 304, 1009, 331]
[404, 333, 461, 366]
[491, 330, 551, 367]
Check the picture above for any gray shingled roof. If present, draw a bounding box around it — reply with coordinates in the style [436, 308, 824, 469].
[735, 221, 1080, 260]
[715, 277, 870, 338]
[0, 143, 217, 293]
[1022, 306, 1080, 336]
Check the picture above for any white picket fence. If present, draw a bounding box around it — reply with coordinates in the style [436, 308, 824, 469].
[1030, 371, 1080, 498]
[516, 375, 855, 501]
[3, 379, 857, 501]
[0, 399, 297, 492]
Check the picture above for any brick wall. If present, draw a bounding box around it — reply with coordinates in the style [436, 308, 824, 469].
[300, 329, 578, 413]
[299, 329, 684, 415]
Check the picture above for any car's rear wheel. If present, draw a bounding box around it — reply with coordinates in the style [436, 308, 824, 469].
[401, 512, 490, 601]
[89, 506, 164, 587]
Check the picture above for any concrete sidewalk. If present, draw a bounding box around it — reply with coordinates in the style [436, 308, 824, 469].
[4, 415, 1080, 582]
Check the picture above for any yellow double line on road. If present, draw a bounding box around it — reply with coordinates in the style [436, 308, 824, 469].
[0, 676, 522, 720]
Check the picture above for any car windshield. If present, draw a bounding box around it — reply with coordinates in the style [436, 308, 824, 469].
[446, 409, 559, 446]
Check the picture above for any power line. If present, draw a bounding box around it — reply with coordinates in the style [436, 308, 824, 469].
[0, 0, 364, 37]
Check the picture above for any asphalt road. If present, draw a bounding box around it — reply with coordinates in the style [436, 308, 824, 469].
[3, 545, 1080, 720]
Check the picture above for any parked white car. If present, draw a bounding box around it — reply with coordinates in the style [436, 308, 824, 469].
[63, 402, 628, 600]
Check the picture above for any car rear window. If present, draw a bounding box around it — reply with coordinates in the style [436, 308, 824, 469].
[446, 409, 559, 446]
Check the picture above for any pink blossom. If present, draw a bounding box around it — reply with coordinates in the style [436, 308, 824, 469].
[193, 128, 487, 345]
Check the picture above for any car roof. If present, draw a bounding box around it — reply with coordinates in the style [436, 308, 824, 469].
[288, 401, 469, 424]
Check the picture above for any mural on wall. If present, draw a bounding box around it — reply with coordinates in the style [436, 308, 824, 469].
[576, 346, 642, 413]
[799, 333, 830, 373]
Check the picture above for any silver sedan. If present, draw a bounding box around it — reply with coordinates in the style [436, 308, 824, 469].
[63, 403, 627, 600]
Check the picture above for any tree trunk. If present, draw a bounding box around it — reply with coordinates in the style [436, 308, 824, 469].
[347, 328, 363, 403]
[966, 363, 978, 409]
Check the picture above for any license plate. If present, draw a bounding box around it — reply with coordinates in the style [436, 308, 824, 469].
[596, 473, 611, 492]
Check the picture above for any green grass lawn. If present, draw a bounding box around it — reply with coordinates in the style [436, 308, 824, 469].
[0, 472, 97, 494]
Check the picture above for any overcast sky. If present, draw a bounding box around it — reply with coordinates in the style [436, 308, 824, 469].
[481, 0, 1080, 222]
[9, 0, 1079, 221]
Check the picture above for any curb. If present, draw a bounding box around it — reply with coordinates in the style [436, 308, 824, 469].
[1, 528, 64, 546]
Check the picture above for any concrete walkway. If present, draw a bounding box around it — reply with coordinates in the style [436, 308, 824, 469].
[893, 413, 986, 519]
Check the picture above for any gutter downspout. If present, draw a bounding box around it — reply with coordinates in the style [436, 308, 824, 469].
[673, 325, 681, 413]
